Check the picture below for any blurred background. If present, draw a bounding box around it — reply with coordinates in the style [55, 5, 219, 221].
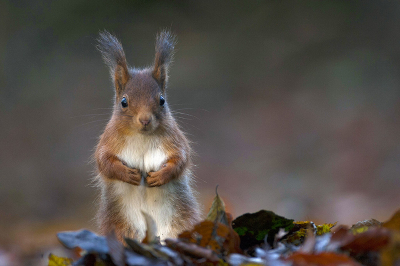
[1, 0, 400, 264]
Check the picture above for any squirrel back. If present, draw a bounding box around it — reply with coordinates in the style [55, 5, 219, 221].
[94, 31, 201, 241]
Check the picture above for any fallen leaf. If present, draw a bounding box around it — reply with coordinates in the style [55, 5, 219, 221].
[180, 193, 241, 256]
[178, 220, 231, 255]
[124, 250, 160, 266]
[125, 238, 168, 260]
[227, 253, 267, 266]
[285, 252, 362, 266]
[206, 186, 229, 226]
[340, 227, 391, 253]
[106, 230, 125, 266]
[226, 213, 242, 255]
[380, 231, 400, 266]
[153, 246, 184, 266]
[48, 253, 73, 266]
[330, 226, 351, 244]
[383, 209, 400, 231]
[350, 219, 382, 234]
[57, 229, 109, 254]
[165, 238, 220, 262]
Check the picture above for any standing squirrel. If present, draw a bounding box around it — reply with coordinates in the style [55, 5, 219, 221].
[95, 31, 201, 241]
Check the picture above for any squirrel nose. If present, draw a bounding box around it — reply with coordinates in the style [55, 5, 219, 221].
[139, 118, 151, 126]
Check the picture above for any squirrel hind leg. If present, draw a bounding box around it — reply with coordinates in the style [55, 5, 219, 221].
[170, 189, 202, 237]
[98, 199, 139, 242]
[99, 213, 139, 242]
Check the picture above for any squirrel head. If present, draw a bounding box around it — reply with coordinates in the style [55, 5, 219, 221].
[97, 31, 176, 134]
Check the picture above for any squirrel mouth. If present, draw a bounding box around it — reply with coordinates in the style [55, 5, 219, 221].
[140, 126, 152, 133]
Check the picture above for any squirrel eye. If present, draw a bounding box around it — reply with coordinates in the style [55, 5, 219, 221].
[160, 95, 165, 106]
[121, 97, 128, 108]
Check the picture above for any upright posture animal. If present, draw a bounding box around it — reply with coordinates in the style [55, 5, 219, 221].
[95, 31, 201, 241]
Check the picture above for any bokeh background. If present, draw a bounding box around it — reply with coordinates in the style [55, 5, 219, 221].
[1, 0, 400, 265]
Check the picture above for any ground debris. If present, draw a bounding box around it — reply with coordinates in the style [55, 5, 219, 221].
[52, 191, 400, 266]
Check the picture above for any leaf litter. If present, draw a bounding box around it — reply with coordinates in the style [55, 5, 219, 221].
[50, 188, 400, 266]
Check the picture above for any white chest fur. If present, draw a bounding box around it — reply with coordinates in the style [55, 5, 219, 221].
[113, 134, 176, 240]
[118, 134, 167, 175]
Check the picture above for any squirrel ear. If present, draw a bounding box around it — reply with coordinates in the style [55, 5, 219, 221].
[152, 31, 176, 92]
[97, 31, 130, 94]
[114, 63, 129, 92]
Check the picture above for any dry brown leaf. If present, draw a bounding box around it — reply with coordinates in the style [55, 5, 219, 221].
[380, 231, 400, 266]
[178, 219, 241, 256]
[226, 213, 242, 254]
[181, 189, 242, 256]
[331, 226, 351, 242]
[165, 238, 220, 262]
[125, 238, 169, 260]
[179, 221, 229, 252]
[383, 209, 400, 232]
[340, 227, 391, 253]
[206, 186, 229, 226]
[285, 252, 362, 266]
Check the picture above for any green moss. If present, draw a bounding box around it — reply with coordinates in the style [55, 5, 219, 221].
[234, 227, 248, 236]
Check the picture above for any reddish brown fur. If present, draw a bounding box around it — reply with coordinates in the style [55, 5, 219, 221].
[94, 31, 200, 241]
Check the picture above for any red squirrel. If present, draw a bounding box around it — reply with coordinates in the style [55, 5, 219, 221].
[94, 31, 201, 241]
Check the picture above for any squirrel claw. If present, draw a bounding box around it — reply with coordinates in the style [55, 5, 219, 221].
[125, 167, 141, 186]
[146, 171, 168, 187]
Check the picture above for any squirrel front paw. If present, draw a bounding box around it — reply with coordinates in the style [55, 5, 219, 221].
[146, 168, 171, 187]
[121, 167, 142, 186]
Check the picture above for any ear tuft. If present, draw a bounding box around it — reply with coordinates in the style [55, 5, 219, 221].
[97, 31, 130, 93]
[153, 30, 176, 91]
